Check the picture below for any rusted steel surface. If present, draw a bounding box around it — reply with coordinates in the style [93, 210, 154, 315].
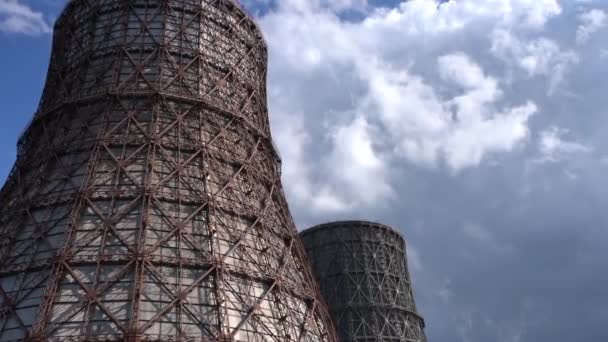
[301, 221, 426, 342]
[0, 0, 338, 341]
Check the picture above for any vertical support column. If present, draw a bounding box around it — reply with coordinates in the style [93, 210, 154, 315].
[30, 100, 115, 339]
[127, 98, 160, 340]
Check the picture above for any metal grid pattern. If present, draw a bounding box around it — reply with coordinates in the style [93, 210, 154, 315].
[300, 221, 426, 342]
[0, 0, 338, 341]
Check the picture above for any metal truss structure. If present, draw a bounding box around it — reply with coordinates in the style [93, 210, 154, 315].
[0, 0, 338, 341]
[300, 221, 426, 342]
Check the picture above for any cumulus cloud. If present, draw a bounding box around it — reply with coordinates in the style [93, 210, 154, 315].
[438, 54, 535, 170]
[537, 126, 592, 163]
[271, 109, 313, 205]
[490, 29, 579, 95]
[576, 9, 607, 44]
[360, 0, 561, 34]
[260, 0, 557, 211]
[0, 0, 51, 35]
[326, 116, 393, 205]
[363, 52, 536, 172]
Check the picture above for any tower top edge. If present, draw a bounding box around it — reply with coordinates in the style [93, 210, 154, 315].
[300, 220, 406, 241]
[58, 0, 253, 17]
[54, 0, 266, 45]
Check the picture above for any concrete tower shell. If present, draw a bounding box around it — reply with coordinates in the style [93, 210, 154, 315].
[300, 221, 426, 342]
[0, 0, 338, 341]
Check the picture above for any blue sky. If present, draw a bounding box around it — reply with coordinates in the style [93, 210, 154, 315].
[2, 0, 608, 341]
[0, 35, 48, 181]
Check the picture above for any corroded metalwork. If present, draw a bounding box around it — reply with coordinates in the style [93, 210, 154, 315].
[0, 0, 338, 341]
[300, 221, 426, 342]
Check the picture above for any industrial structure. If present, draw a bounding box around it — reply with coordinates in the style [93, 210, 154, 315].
[300, 221, 426, 342]
[0, 0, 338, 341]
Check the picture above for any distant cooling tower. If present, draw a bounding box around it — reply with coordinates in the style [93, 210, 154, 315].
[0, 0, 338, 341]
[300, 221, 426, 342]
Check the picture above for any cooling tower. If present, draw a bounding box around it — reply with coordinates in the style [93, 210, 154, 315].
[0, 0, 338, 341]
[300, 221, 426, 342]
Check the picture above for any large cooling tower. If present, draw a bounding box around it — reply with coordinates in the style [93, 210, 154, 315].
[300, 221, 426, 342]
[0, 0, 338, 341]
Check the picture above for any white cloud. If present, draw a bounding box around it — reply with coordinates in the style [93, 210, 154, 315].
[271, 86, 388, 213]
[271, 109, 313, 205]
[538, 126, 592, 162]
[360, 0, 561, 35]
[491, 29, 579, 95]
[362, 53, 536, 172]
[325, 115, 393, 204]
[258, 0, 568, 211]
[576, 9, 607, 44]
[0, 0, 50, 35]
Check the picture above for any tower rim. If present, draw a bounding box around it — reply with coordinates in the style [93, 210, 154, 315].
[53, 0, 268, 50]
[301, 220, 406, 241]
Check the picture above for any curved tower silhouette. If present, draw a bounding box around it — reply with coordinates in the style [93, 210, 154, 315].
[300, 221, 426, 342]
[0, 0, 337, 341]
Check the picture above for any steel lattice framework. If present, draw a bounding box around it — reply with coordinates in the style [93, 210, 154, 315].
[0, 0, 338, 341]
[300, 221, 426, 342]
